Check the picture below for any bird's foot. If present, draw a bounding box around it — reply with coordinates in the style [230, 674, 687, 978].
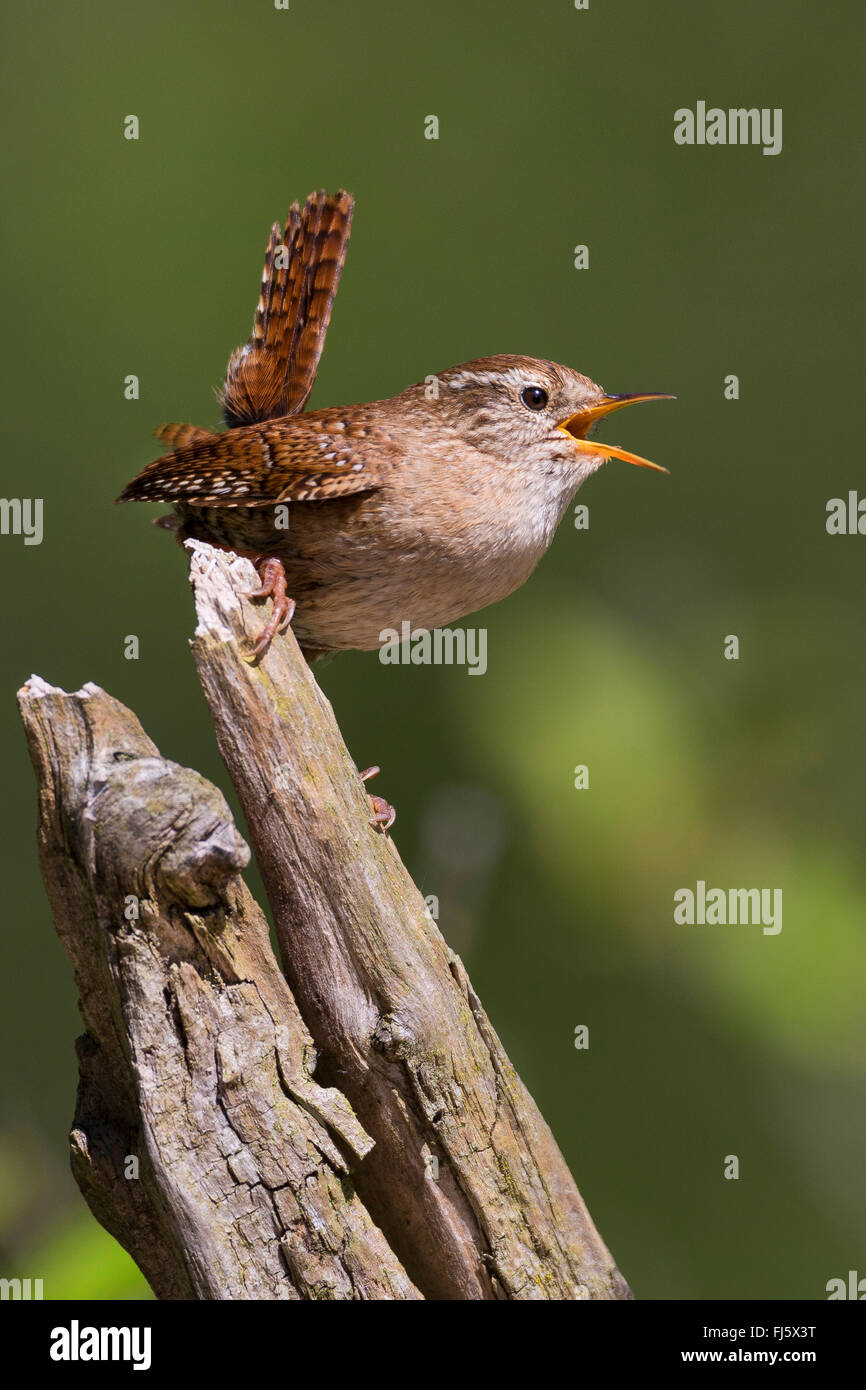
[360, 765, 396, 833]
[243, 555, 297, 661]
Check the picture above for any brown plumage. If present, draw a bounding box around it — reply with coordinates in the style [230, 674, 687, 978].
[220, 190, 354, 427]
[118, 192, 673, 660]
[153, 423, 217, 450]
[120, 405, 389, 507]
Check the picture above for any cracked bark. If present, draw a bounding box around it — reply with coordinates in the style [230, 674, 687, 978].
[18, 676, 419, 1300]
[186, 540, 632, 1301]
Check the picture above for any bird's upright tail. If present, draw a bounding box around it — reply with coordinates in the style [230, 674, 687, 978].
[219, 190, 354, 429]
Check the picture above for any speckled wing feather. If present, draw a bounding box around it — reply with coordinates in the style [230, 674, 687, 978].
[220, 191, 354, 427]
[118, 408, 391, 507]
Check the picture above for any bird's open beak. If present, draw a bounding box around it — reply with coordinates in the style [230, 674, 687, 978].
[558, 393, 675, 473]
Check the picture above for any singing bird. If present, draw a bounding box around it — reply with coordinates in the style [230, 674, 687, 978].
[118, 191, 673, 661]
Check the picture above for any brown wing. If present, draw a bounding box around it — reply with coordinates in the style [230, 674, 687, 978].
[220, 191, 354, 428]
[117, 409, 390, 507]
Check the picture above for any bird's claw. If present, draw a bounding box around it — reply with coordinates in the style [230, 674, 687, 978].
[361, 766, 396, 833]
[243, 556, 296, 661]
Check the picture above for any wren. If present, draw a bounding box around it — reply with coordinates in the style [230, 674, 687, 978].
[118, 191, 674, 661]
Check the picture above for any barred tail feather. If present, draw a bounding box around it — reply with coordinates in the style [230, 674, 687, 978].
[220, 190, 354, 428]
[154, 422, 218, 448]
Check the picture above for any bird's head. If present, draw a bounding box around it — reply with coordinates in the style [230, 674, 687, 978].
[425, 355, 673, 484]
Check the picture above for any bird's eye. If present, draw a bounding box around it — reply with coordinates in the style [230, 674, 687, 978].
[521, 385, 548, 411]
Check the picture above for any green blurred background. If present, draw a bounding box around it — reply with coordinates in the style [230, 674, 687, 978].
[1, 0, 863, 1299]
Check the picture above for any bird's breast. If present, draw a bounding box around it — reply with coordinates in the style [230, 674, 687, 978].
[177, 444, 579, 650]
